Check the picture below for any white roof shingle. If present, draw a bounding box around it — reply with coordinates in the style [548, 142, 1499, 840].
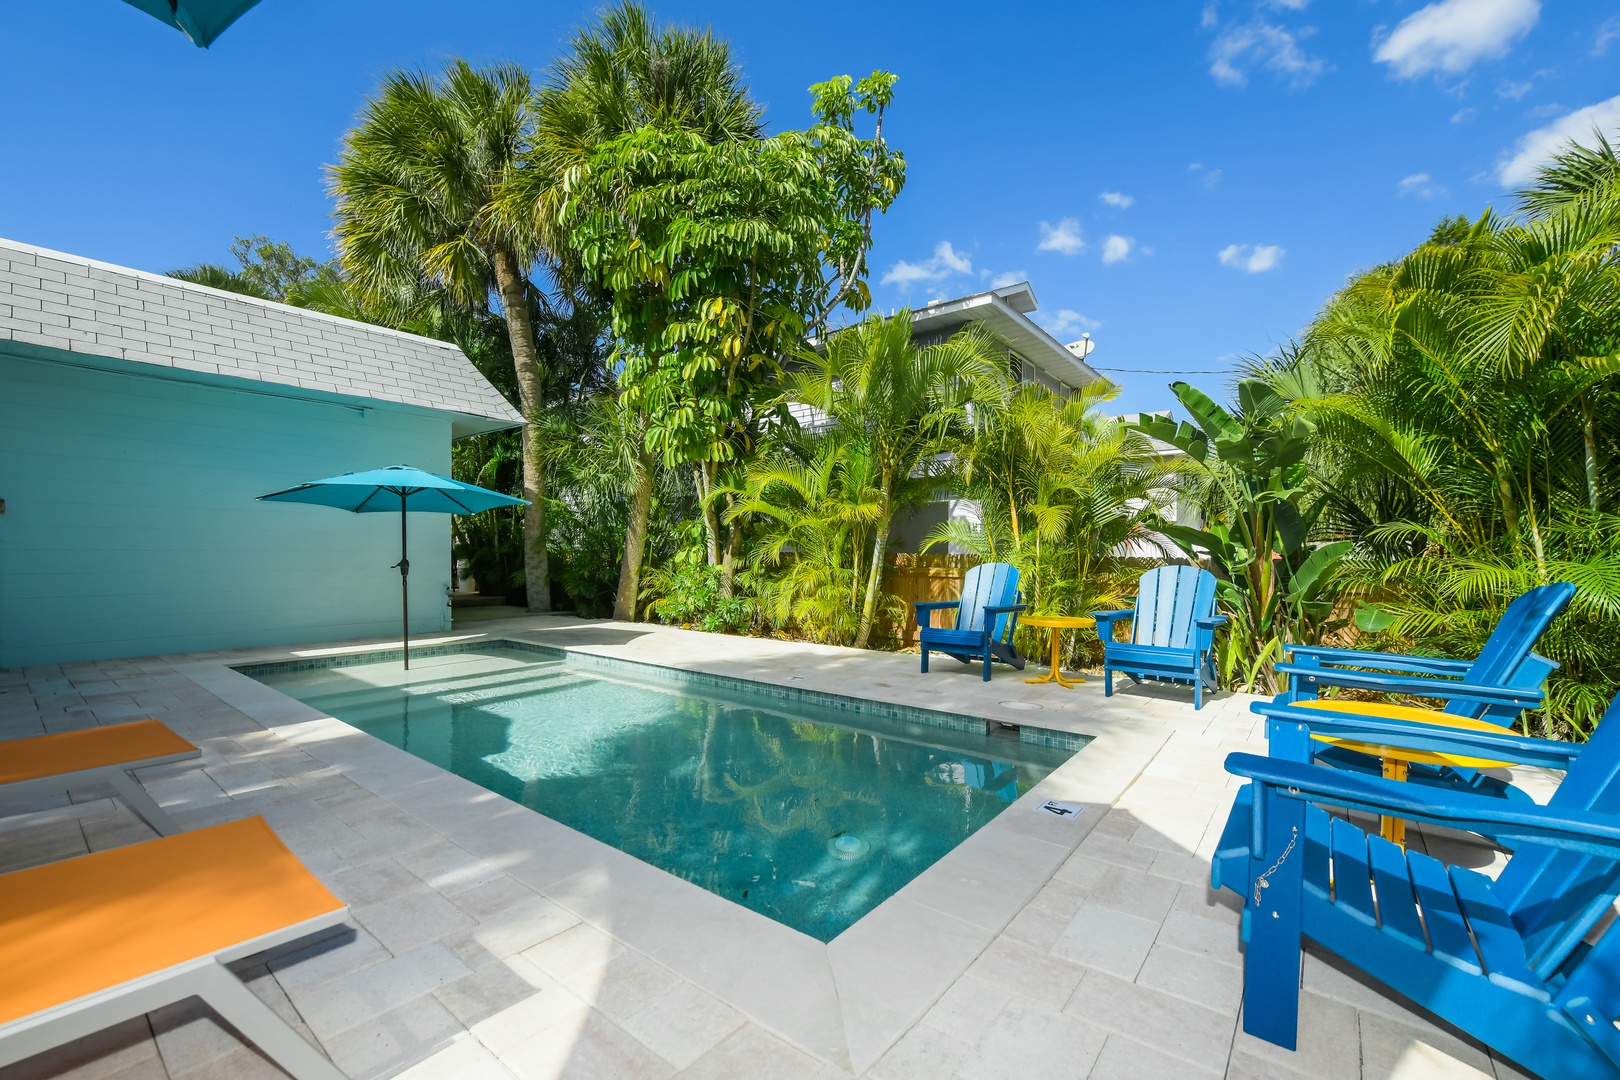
[0, 237, 524, 434]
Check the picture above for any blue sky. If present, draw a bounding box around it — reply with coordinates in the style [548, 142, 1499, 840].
[2, 0, 1617, 415]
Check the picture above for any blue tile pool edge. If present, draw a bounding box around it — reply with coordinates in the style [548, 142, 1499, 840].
[232, 638, 1094, 753]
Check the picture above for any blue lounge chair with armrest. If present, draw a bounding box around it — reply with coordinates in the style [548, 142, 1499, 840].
[1212, 691, 1620, 1080]
[915, 562, 1026, 682]
[1278, 581, 1575, 799]
[1092, 565, 1227, 709]
[1277, 581, 1573, 719]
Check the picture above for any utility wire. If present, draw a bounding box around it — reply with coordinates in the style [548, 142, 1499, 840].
[1094, 366, 1235, 374]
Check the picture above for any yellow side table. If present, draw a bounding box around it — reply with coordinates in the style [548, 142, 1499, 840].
[1298, 699, 1512, 847]
[1021, 615, 1096, 689]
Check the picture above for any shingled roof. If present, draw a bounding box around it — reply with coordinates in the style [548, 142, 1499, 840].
[0, 237, 523, 436]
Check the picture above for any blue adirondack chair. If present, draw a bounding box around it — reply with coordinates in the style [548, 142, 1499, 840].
[1278, 581, 1574, 716]
[915, 562, 1026, 682]
[1093, 565, 1227, 709]
[1213, 694, 1620, 1080]
[1281, 581, 1575, 799]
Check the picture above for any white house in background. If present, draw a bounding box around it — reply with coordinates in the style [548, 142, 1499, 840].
[0, 237, 523, 668]
[888, 282, 1102, 552]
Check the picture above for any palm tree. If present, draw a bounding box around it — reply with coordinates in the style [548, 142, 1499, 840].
[727, 433, 887, 645]
[515, 0, 762, 269]
[328, 60, 555, 610]
[781, 312, 1004, 646]
[927, 380, 1169, 661]
[509, 1, 763, 619]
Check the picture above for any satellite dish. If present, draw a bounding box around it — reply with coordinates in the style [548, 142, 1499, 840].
[1064, 333, 1095, 360]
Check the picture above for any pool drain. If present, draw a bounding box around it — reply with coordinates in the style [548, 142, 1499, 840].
[827, 834, 870, 859]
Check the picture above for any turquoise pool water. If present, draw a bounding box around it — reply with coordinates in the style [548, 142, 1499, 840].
[251, 647, 1076, 940]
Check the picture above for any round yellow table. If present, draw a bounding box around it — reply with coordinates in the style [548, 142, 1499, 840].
[1021, 615, 1096, 689]
[1298, 699, 1512, 847]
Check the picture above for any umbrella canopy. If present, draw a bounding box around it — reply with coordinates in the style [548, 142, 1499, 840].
[259, 465, 526, 516]
[258, 465, 526, 668]
[120, 0, 264, 47]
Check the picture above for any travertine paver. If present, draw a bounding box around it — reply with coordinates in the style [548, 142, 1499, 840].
[0, 615, 1537, 1079]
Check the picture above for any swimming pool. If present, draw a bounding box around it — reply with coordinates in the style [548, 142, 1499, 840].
[248, 645, 1080, 940]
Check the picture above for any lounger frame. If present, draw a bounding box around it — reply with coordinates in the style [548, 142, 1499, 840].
[0, 909, 350, 1080]
[1, 748, 199, 836]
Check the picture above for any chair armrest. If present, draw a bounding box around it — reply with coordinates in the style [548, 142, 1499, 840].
[1252, 700, 1582, 771]
[1195, 615, 1228, 628]
[1273, 663, 1545, 710]
[1225, 752, 1620, 858]
[1284, 644, 1472, 678]
[913, 601, 960, 614]
[983, 604, 1027, 616]
[1092, 609, 1132, 644]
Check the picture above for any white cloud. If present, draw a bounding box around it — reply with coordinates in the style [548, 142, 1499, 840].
[1209, 20, 1326, 88]
[1268, 0, 1310, 8]
[1188, 162, 1224, 188]
[1219, 244, 1286, 272]
[1041, 309, 1101, 336]
[1497, 79, 1533, 101]
[1497, 95, 1620, 185]
[880, 241, 974, 288]
[1373, 0, 1539, 79]
[1397, 172, 1445, 199]
[1201, 2, 1219, 30]
[1098, 191, 1135, 209]
[1597, 16, 1620, 57]
[1451, 107, 1477, 124]
[1101, 235, 1135, 264]
[1037, 218, 1086, 255]
[989, 270, 1026, 288]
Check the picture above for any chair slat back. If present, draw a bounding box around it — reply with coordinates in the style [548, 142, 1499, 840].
[1460, 582, 1576, 693]
[1495, 693, 1620, 978]
[958, 562, 1020, 642]
[1130, 566, 1217, 649]
[1441, 652, 1558, 724]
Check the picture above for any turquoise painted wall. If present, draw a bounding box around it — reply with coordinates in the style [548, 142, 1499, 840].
[0, 349, 458, 668]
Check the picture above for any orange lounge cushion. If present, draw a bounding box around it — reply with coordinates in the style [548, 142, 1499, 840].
[0, 817, 344, 1026]
[0, 721, 197, 786]
[1297, 699, 1511, 770]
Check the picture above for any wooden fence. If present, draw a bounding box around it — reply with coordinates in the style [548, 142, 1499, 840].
[875, 553, 978, 646]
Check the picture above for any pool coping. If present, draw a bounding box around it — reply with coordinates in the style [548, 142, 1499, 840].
[178, 623, 1175, 1074]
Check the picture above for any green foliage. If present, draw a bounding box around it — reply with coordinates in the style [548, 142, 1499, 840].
[562, 71, 905, 469]
[726, 432, 902, 645]
[330, 59, 542, 311]
[1136, 379, 1352, 692]
[168, 235, 330, 301]
[925, 379, 1170, 667]
[1262, 129, 1620, 733]
[780, 310, 1003, 645]
[641, 563, 756, 633]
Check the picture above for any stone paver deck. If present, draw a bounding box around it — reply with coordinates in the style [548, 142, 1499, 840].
[0, 614, 1544, 1080]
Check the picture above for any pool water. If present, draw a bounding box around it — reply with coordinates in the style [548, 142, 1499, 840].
[252, 648, 1076, 940]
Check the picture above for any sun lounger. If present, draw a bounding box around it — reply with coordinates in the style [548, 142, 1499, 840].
[0, 816, 349, 1079]
[1, 720, 199, 835]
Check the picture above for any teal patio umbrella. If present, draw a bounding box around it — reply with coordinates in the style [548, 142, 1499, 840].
[258, 465, 527, 668]
[120, 0, 264, 47]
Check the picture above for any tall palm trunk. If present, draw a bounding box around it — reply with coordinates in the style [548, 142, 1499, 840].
[721, 493, 743, 600]
[694, 465, 722, 566]
[1580, 389, 1600, 512]
[614, 456, 654, 621]
[1494, 452, 1522, 541]
[855, 473, 893, 648]
[492, 249, 549, 612]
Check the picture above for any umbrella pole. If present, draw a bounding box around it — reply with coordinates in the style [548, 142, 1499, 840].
[399, 491, 410, 670]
